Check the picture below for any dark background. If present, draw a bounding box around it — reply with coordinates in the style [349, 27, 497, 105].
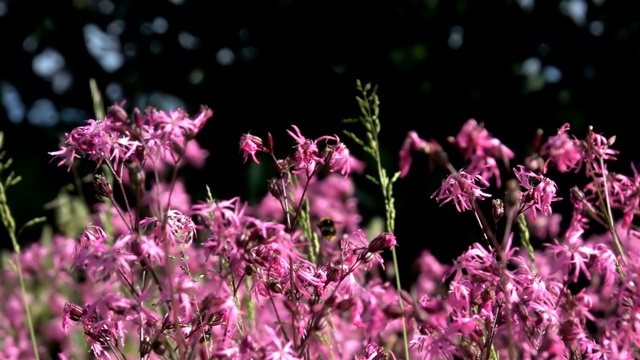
[1, 0, 639, 286]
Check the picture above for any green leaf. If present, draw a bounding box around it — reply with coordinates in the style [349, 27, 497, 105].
[342, 130, 366, 147]
[390, 171, 402, 183]
[365, 174, 380, 185]
[18, 217, 46, 236]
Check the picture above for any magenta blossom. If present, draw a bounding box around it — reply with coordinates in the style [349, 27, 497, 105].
[513, 165, 561, 218]
[431, 168, 491, 212]
[239, 133, 265, 164]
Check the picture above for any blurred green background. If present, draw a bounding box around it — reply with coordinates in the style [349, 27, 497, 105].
[1, 0, 639, 284]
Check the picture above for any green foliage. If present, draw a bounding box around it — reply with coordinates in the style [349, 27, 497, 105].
[343, 81, 408, 359]
[0, 132, 41, 360]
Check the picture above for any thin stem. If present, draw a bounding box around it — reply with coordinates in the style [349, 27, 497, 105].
[290, 168, 319, 231]
[0, 182, 40, 360]
[357, 84, 409, 360]
[598, 156, 627, 265]
[269, 294, 290, 343]
[500, 207, 517, 360]
[103, 158, 136, 230]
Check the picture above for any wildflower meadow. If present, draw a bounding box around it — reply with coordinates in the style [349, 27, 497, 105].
[1, 79, 640, 360]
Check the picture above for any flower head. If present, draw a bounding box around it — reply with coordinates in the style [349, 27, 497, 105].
[431, 168, 491, 212]
[239, 133, 264, 164]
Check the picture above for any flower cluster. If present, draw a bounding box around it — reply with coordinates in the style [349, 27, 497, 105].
[2, 86, 640, 360]
[1, 106, 400, 360]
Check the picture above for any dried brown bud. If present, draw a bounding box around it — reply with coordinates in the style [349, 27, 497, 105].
[94, 174, 113, 199]
[64, 302, 86, 322]
[413, 308, 428, 324]
[268, 178, 285, 200]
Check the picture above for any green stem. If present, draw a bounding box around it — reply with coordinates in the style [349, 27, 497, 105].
[0, 185, 40, 360]
[364, 93, 410, 360]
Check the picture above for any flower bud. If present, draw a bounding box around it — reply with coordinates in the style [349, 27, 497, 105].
[107, 104, 129, 123]
[382, 303, 405, 319]
[413, 308, 428, 323]
[94, 174, 113, 199]
[268, 177, 285, 200]
[139, 338, 152, 357]
[336, 299, 354, 312]
[570, 186, 585, 204]
[134, 108, 143, 128]
[368, 232, 397, 253]
[267, 132, 274, 152]
[64, 302, 86, 322]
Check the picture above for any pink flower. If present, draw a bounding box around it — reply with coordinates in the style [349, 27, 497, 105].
[327, 142, 351, 176]
[143, 180, 192, 214]
[513, 165, 561, 218]
[399, 131, 434, 178]
[287, 125, 322, 174]
[540, 123, 583, 173]
[368, 232, 397, 253]
[239, 133, 264, 164]
[182, 140, 209, 169]
[452, 119, 514, 185]
[431, 168, 491, 212]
